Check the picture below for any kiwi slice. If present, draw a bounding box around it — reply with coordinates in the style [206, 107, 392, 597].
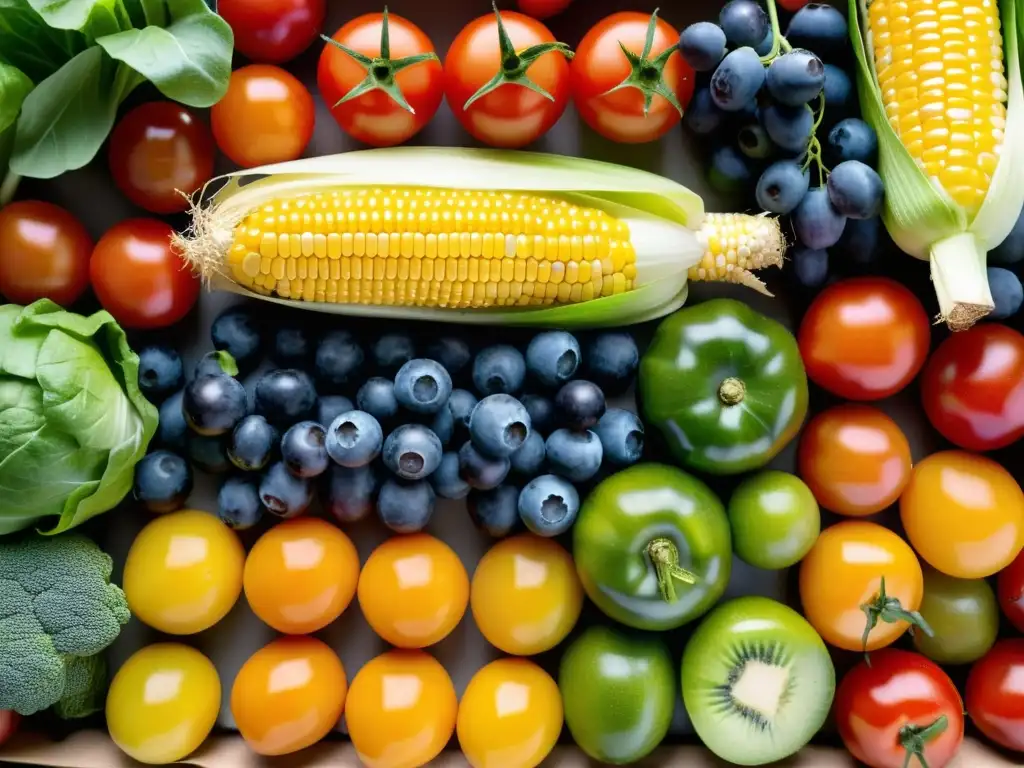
[681, 595, 835, 766]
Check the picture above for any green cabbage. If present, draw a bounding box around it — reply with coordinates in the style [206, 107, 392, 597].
[0, 300, 158, 535]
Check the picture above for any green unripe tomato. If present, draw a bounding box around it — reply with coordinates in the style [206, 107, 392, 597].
[727, 470, 820, 570]
[913, 566, 999, 665]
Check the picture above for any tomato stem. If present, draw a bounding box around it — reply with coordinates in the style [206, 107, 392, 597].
[321, 7, 440, 115]
[647, 537, 698, 603]
[599, 8, 683, 117]
[718, 377, 746, 406]
[899, 715, 948, 768]
[860, 576, 935, 663]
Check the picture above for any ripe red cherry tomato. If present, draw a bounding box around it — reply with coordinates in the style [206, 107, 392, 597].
[798, 277, 931, 400]
[836, 649, 964, 768]
[217, 0, 325, 64]
[444, 9, 572, 148]
[516, 0, 573, 19]
[0, 710, 19, 747]
[966, 639, 1024, 752]
[920, 323, 1024, 451]
[318, 12, 443, 147]
[90, 219, 200, 329]
[570, 11, 693, 144]
[108, 102, 215, 214]
[779, 0, 811, 9]
[998, 551, 1024, 633]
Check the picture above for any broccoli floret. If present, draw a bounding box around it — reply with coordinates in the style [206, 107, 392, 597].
[0, 534, 130, 717]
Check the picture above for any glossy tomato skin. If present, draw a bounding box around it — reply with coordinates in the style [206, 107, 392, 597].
[966, 639, 1024, 752]
[998, 551, 1024, 632]
[0, 200, 92, 306]
[90, 218, 200, 329]
[318, 14, 443, 147]
[900, 451, 1024, 579]
[517, 0, 573, 19]
[797, 404, 912, 517]
[108, 102, 215, 214]
[836, 649, 964, 768]
[921, 324, 1024, 451]
[211, 65, 315, 168]
[798, 277, 931, 400]
[218, 0, 325, 64]
[445, 12, 570, 148]
[570, 13, 692, 144]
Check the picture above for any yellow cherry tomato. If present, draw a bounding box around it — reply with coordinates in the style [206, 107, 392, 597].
[901, 450, 1024, 578]
[231, 636, 346, 756]
[243, 517, 360, 634]
[346, 650, 457, 768]
[106, 643, 220, 765]
[457, 659, 563, 768]
[471, 534, 583, 656]
[123, 509, 244, 635]
[357, 533, 469, 648]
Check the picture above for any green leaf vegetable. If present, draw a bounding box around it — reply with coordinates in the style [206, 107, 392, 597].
[0, 300, 159, 536]
[0, 533, 131, 718]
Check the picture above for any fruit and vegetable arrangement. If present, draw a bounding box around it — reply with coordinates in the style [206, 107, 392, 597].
[2, 0, 1024, 766]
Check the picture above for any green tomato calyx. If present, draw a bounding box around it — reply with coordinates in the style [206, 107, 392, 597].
[601, 9, 683, 118]
[718, 377, 747, 406]
[899, 715, 948, 768]
[860, 576, 935, 662]
[647, 537, 698, 603]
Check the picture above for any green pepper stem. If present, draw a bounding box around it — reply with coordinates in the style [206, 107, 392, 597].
[647, 537, 698, 603]
[718, 377, 746, 406]
[899, 715, 948, 768]
[860, 576, 935, 664]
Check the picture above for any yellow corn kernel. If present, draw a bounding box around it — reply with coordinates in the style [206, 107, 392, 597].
[687, 213, 785, 296]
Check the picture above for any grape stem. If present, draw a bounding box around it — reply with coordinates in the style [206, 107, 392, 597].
[800, 95, 830, 186]
[759, 0, 792, 62]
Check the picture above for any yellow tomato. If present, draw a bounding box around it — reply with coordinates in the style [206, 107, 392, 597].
[231, 636, 346, 756]
[470, 534, 582, 656]
[357, 533, 469, 648]
[457, 659, 563, 768]
[901, 450, 1024, 578]
[106, 643, 220, 765]
[346, 650, 457, 768]
[243, 518, 360, 634]
[123, 509, 244, 635]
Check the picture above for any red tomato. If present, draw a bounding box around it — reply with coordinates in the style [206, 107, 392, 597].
[798, 277, 931, 400]
[998, 551, 1024, 633]
[211, 65, 315, 169]
[516, 0, 573, 19]
[318, 12, 443, 147]
[570, 12, 693, 144]
[444, 10, 571, 148]
[920, 324, 1024, 451]
[836, 649, 964, 768]
[0, 200, 92, 306]
[90, 219, 200, 329]
[779, 0, 811, 9]
[966, 639, 1024, 752]
[0, 710, 20, 747]
[108, 102, 215, 214]
[217, 0, 325, 64]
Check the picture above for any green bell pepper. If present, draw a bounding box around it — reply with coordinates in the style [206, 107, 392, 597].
[573, 463, 732, 631]
[639, 298, 809, 475]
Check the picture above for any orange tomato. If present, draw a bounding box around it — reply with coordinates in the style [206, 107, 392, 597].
[243, 518, 359, 634]
[470, 534, 582, 655]
[457, 659, 563, 768]
[346, 650, 457, 768]
[231, 636, 346, 756]
[799, 521, 925, 652]
[900, 451, 1024, 579]
[797, 404, 913, 517]
[357, 533, 469, 648]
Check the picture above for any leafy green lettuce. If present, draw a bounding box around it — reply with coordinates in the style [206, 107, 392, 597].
[0, 300, 159, 536]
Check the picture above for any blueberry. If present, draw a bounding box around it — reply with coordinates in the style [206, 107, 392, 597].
[555, 380, 606, 431]
[211, 306, 263, 373]
[679, 21, 728, 71]
[373, 333, 415, 374]
[584, 333, 638, 396]
[383, 423, 443, 480]
[317, 395, 355, 428]
[545, 429, 603, 483]
[470, 394, 532, 459]
[827, 160, 884, 219]
[762, 102, 813, 153]
[521, 394, 556, 435]
[754, 27, 774, 56]
[446, 389, 478, 440]
[827, 118, 878, 166]
[468, 485, 520, 538]
[326, 410, 383, 468]
[518, 475, 580, 537]
[377, 478, 435, 533]
[785, 4, 849, 53]
[137, 345, 183, 402]
[259, 461, 313, 518]
[526, 331, 580, 389]
[766, 49, 825, 106]
[738, 123, 774, 160]
[426, 404, 454, 446]
[431, 451, 471, 500]
[281, 421, 329, 478]
[255, 369, 318, 427]
[228, 415, 278, 471]
[473, 345, 526, 395]
[315, 330, 365, 390]
[217, 476, 264, 530]
[272, 326, 312, 368]
[324, 463, 379, 523]
[710, 47, 765, 111]
[822, 64, 852, 113]
[791, 246, 830, 288]
[709, 145, 755, 194]
[458, 440, 511, 491]
[394, 359, 452, 414]
[834, 217, 881, 266]
[424, 336, 472, 376]
[134, 450, 193, 513]
[756, 160, 810, 214]
[510, 430, 546, 477]
[794, 186, 847, 249]
[719, 0, 769, 47]
[183, 374, 248, 437]
[684, 88, 725, 136]
[194, 350, 239, 379]
[992, 207, 1024, 265]
[156, 391, 188, 451]
[988, 267, 1024, 319]
[187, 434, 231, 474]
[594, 409, 644, 466]
[357, 377, 400, 425]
